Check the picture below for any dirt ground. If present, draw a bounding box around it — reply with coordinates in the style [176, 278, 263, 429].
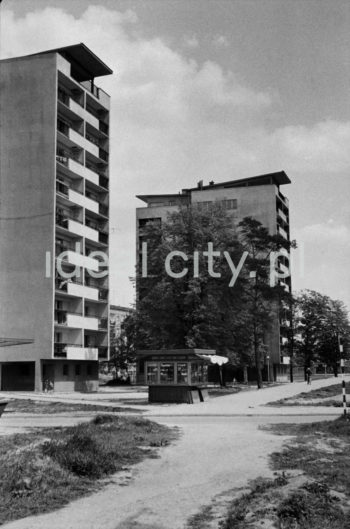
[1, 414, 334, 529]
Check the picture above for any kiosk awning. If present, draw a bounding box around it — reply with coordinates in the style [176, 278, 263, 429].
[195, 354, 229, 366]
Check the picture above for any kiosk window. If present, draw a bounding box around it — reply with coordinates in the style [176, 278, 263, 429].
[191, 363, 204, 383]
[146, 363, 158, 384]
[177, 363, 188, 383]
[160, 362, 174, 383]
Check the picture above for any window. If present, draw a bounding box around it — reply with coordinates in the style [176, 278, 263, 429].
[146, 363, 158, 384]
[177, 363, 188, 384]
[160, 363, 175, 384]
[63, 364, 69, 376]
[75, 364, 81, 376]
[222, 199, 237, 210]
[87, 364, 92, 376]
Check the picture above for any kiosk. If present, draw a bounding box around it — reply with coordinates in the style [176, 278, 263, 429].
[136, 349, 228, 403]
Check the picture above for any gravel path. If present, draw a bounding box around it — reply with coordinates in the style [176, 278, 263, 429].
[1, 377, 346, 529]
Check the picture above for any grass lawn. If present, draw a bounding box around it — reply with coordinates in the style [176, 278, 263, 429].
[187, 417, 350, 529]
[3, 399, 142, 414]
[0, 415, 177, 525]
[267, 381, 350, 407]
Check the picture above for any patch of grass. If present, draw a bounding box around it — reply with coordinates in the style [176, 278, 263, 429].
[207, 387, 242, 398]
[4, 399, 142, 414]
[217, 417, 350, 528]
[186, 505, 215, 529]
[267, 382, 350, 407]
[0, 415, 177, 525]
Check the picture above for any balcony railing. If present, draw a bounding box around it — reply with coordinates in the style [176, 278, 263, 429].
[99, 288, 108, 301]
[56, 180, 69, 197]
[99, 175, 109, 189]
[54, 310, 83, 325]
[98, 318, 108, 330]
[99, 204, 109, 216]
[99, 148, 109, 162]
[99, 232, 108, 245]
[86, 132, 100, 147]
[55, 276, 83, 291]
[54, 342, 82, 358]
[99, 121, 109, 135]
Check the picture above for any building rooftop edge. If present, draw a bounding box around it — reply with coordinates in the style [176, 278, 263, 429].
[0, 43, 113, 80]
[136, 171, 291, 204]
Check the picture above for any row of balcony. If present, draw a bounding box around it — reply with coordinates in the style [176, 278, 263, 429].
[55, 277, 108, 302]
[55, 310, 108, 330]
[57, 118, 109, 162]
[56, 152, 109, 190]
[56, 212, 108, 245]
[54, 343, 108, 361]
[56, 179, 109, 216]
[58, 88, 109, 136]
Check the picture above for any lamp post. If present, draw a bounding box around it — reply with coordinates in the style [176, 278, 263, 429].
[266, 355, 270, 383]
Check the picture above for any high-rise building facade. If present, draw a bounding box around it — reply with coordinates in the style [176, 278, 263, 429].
[136, 172, 292, 381]
[0, 44, 112, 391]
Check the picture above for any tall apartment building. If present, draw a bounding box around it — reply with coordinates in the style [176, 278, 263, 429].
[0, 44, 112, 391]
[136, 172, 292, 381]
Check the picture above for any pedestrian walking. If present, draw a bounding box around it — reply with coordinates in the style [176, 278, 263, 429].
[306, 367, 312, 385]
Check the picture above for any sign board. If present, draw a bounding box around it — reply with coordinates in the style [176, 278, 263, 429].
[282, 357, 290, 365]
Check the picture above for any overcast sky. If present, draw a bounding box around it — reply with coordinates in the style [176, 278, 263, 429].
[1, 0, 349, 310]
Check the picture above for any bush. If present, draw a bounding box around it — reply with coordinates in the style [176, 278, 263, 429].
[43, 428, 117, 479]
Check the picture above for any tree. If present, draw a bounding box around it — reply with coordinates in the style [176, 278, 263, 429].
[110, 312, 137, 371]
[134, 206, 296, 389]
[236, 217, 296, 388]
[136, 203, 246, 357]
[294, 290, 350, 375]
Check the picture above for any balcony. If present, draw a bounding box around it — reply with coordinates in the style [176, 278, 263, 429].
[54, 343, 98, 361]
[83, 316, 99, 331]
[277, 208, 288, 224]
[57, 89, 85, 121]
[55, 275, 82, 292]
[56, 153, 85, 179]
[99, 203, 109, 216]
[54, 310, 84, 328]
[56, 249, 99, 273]
[82, 80, 110, 109]
[278, 226, 288, 240]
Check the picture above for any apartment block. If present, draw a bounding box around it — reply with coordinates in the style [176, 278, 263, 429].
[0, 44, 112, 391]
[136, 172, 292, 381]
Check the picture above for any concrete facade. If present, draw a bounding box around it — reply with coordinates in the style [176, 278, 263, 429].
[0, 44, 112, 391]
[136, 173, 292, 381]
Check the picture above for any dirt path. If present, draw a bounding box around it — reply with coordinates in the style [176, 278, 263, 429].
[2, 415, 334, 529]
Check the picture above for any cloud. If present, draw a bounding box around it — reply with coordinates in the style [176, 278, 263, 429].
[297, 220, 350, 246]
[212, 35, 230, 48]
[183, 35, 199, 48]
[1, 5, 349, 307]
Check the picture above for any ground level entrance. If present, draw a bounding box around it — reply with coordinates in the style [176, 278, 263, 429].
[0, 362, 35, 391]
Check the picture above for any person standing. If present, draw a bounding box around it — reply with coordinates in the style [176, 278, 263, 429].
[306, 367, 312, 385]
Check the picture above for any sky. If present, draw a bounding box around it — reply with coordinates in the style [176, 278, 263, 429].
[1, 0, 349, 310]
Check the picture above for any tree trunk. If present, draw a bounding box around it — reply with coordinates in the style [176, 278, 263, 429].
[254, 326, 263, 389]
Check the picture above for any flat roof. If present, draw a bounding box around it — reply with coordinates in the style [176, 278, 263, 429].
[137, 171, 291, 204]
[185, 171, 291, 192]
[2, 43, 113, 81]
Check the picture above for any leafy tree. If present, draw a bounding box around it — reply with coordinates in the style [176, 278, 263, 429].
[110, 312, 137, 370]
[236, 217, 296, 388]
[134, 207, 296, 389]
[136, 203, 246, 358]
[294, 290, 350, 375]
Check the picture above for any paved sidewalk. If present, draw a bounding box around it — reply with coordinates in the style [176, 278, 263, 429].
[1, 375, 348, 417]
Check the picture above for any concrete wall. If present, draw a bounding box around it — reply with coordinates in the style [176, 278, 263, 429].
[0, 54, 57, 389]
[191, 184, 278, 235]
[49, 360, 99, 392]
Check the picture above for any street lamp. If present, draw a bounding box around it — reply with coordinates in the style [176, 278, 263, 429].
[266, 355, 270, 383]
